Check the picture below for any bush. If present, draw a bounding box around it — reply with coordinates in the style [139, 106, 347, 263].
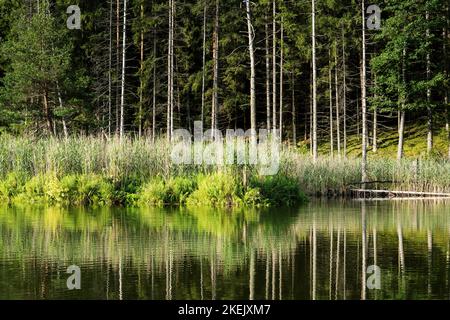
[138, 176, 197, 206]
[0, 172, 26, 201]
[250, 175, 307, 207]
[12, 173, 114, 205]
[186, 172, 244, 208]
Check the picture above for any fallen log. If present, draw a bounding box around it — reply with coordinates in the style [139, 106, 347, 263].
[350, 189, 450, 198]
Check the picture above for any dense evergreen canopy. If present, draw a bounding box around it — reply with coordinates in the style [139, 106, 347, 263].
[0, 0, 448, 158]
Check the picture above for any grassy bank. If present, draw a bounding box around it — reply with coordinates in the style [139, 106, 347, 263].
[0, 171, 306, 207]
[0, 135, 306, 206]
[0, 136, 448, 206]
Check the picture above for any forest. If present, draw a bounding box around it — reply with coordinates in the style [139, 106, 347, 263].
[0, 0, 449, 206]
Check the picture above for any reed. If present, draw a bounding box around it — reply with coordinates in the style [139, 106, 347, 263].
[0, 135, 448, 205]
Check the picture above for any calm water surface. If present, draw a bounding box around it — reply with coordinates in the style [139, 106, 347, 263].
[0, 200, 449, 300]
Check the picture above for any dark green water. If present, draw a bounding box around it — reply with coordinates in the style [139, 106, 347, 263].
[0, 200, 449, 300]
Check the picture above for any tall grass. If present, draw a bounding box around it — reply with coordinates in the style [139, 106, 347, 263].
[282, 148, 450, 194]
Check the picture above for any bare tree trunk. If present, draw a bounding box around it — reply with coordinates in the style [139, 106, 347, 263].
[426, 11, 433, 154]
[152, 29, 157, 143]
[43, 90, 53, 135]
[335, 41, 341, 158]
[373, 108, 377, 153]
[245, 0, 256, 141]
[397, 112, 406, 161]
[108, 0, 113, 137]
[372, 72, 377, 153]
[167, 0, 174, 140]
[309, 73, 312, 155]
[342, 26, 347, 157]
[272, 0, 277, 132]
[329, 52, 334, 157]
[397, 47, 406, 161]
[170, 1, 175, 136]
[56, 80, 68, 138]
[138, 2, 144, 138]
[116, 0, 120, 135]
[445, 6, 450, 160]
[265, 17, 271, 131]
[361, 0, 368, 184]
[311, 0, 318, 161]
[292, 73, 296, 144]
[211, 0, 219, 131]
[279, 17, 284, 140]
[201, 4, 207, 126]
[119, 0, 127, 140]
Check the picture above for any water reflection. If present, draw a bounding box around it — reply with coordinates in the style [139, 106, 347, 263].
[0, 200, 449, 299]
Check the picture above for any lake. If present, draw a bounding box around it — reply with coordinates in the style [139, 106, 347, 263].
[0, 200, 449, 300]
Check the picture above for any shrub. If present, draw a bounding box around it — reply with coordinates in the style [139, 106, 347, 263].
[138, 176, 197, 206]
[186, 172, 244, 208]
[0, 172, 26, 201]
[250, 175, 307, 207]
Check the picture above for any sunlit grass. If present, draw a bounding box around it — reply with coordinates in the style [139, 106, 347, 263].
[0, 134, 448, 204]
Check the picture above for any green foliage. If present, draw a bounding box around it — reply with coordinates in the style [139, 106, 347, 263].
[138, 176, 197, 206]
[186, 173, 244, 208]
[10, 173, 114, 205]
[0, 4, 74, 132]
[250, 175, 307, 207]
[0, 171, 25, 201]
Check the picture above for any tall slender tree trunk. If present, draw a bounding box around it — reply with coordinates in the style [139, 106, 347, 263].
[311, 0, 318, 161]
[108, 0, 113, 137]
[56, 81, 68, 138]
[119, 0, 127, 140]
[445, 5, 450, 160]
[397, 47, 407, 161]
[138, 2, 144, 138]
[397, 112, 405, 161]
[116, 0, 121, 135]
[245, 0, 256, 141]
[342, 26, 347, 157]
[279, 18, 284, 140]
[265, 17, 271, 131]
[329, 52, 334, 157]
[361, 0, 368, 184]
[292, 73, 296, 144]
[309, 69, 313, 155]
[335, 41, 341, 158]
[272, 0, 277, 132]
[152, 29, 157, 143]
[201, 4, 207, 126]
[426, 11, 433, 153]
[211, 0, 219, 131]
[373, 108, 377, 153]
[167, 0, 174, 140]
[373, 76, 378, 153]
[43, 90, 53, 135]
[171, 0, 176, 135]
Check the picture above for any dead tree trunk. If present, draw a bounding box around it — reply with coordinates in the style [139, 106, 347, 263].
[272, 0, 277, 132]
[335, 41, 341, 158]
[426, 11, 433, 153]
[245, 0, 256, 140]
[329, 51, 334, 157]
[119, 0, 127, 140]
[211, 0, 219, 131]
[265, 16, 271, 131]
[361, 0, 368, 183]
[311, 0, 318, 161]
[279, 17, 284, 140]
